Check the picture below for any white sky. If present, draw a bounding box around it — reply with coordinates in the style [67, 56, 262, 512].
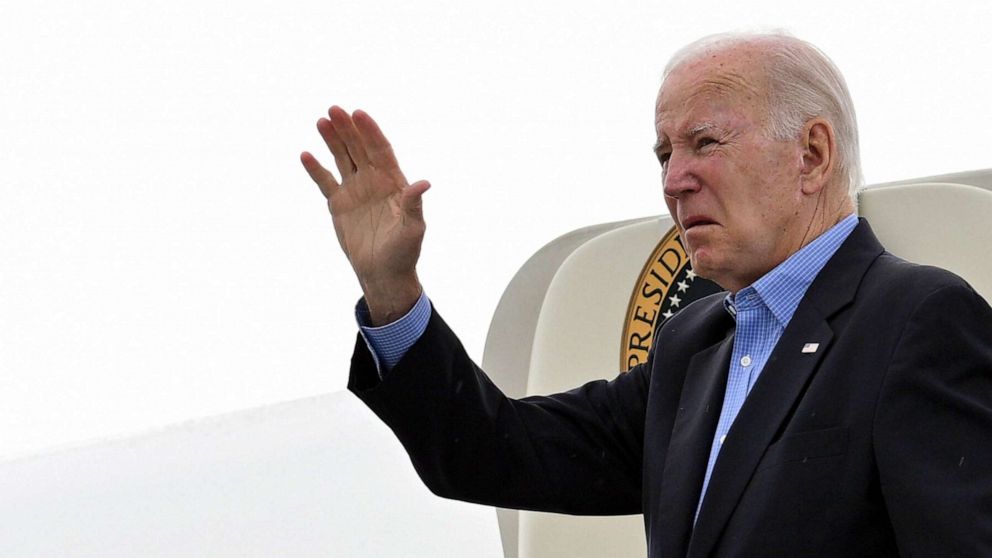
[2, 0, 990, 459]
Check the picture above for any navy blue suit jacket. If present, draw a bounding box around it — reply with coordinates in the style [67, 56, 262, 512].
[349, 220, 992, 557]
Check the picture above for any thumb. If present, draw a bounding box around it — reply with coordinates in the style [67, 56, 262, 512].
[401, 180, 431, 219]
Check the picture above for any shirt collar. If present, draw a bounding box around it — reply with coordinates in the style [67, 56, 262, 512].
[724, 214, 858, 326]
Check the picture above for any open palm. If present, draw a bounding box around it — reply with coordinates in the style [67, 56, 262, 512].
[301, 107, 430, 324]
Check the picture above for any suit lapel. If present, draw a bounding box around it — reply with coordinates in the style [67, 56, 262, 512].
[684, 219, 885, 557]
[687, 314, 833, 557]
[652, 331, 734, 558]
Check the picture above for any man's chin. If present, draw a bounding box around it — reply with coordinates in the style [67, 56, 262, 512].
[685, 255, 726, 288]
[686, 250, 711, 275]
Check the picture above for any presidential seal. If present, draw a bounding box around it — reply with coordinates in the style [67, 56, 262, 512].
[620, 226, 722, 371]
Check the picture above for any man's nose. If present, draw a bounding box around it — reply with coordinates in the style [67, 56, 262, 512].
[662, 153, 700, 199]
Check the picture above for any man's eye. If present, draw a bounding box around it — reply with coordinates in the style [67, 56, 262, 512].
[697, 137, 718, 149]
[658, 152, 671, 167]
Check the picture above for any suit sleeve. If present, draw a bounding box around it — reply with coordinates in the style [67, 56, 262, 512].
[348, 307, 650, 515]
[874, 283, 992, 556]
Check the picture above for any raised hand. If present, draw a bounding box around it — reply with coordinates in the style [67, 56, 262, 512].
[301, 106, 430, 325]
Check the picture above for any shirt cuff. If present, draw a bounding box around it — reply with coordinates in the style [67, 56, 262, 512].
[355, 291, 432, 376]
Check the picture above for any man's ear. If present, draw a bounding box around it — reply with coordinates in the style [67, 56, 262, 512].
[800, 118, 835, 195]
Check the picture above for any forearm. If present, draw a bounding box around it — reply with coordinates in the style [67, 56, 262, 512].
[348, 307, 648, 514]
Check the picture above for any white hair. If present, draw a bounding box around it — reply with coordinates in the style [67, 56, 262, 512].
[663, 32, 864, 198]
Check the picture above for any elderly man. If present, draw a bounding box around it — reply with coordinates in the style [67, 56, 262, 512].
[302, 33, 992, 556]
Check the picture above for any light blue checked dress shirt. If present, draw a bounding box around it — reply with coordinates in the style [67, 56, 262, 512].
[693, 213, 857, 519]
[356, 215, 860, 513]
[355, 291, 432, 373]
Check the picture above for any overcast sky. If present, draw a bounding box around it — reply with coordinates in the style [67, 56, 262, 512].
[2, 0, 990, 459]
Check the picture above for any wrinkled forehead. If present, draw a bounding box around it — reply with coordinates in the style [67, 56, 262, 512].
[655, 49, 769, 134]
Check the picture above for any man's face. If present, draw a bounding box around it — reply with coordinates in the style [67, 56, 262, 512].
[655, 48, 807, 293]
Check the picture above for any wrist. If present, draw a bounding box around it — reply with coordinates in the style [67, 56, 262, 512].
[361, 274, 423, 326]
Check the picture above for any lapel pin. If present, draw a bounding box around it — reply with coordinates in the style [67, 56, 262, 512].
[801, 343, 819, 354]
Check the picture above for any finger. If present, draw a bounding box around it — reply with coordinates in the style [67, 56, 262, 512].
[300, 151, 339, 200]
[316, 117, 356, 179]
[329, 106, 371, 169]
[353, 110, 400, 170]
[400, 179, 431, 220]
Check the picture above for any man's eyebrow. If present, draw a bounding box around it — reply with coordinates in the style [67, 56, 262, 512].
[686, 122, 717, 136]
[653, 121, 719, 153]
